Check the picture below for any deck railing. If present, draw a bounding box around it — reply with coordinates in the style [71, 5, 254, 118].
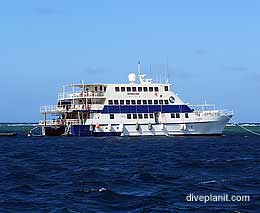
[39, 119, 81, 126]
[40, 104, 104, 113]
[58, 91, 105, 99]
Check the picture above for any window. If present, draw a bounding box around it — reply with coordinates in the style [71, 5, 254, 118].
[132, 87, 136, 92]
[154, 100, 158, 104]
[154, 87, 159, 92]
[176, 113, 180, 118]
[138, 114, 143, 119]
[110, 114, 114, 119]
[149, 113, 154, 118]
[185, 113, 189, 118]
[159, 100, 163, 104]
[127, 87, 131, 92]
[164, 86, 169, 91]
[143, 87, 148, 92]
[108, 100, 113, 105]
[164, 100, 169, 104]
[114, 100, 119, 105]
[115, 87, 120, 92]
[143, 100, 147, 105]
[100, 86, 102, 91]
[127, 114, 131, 119]
[104, 87, 107, 92]
[121, 87, 125, 92]
[137, 100, 141, 105]
[126, 100, 130, 105]
[148, 100, 152, 104]
[131, 100, 136, 105]
[171, 113, 175, 118]
[95, 86, 97, 91]
[149, 87, 153, 92]
[120, 100, 124, 105]
[133, 114, 137, 119]
[138, 87, 142, 92]
[144, 114, 148, 119]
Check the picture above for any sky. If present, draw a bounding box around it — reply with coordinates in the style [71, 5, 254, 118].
[0, 0, 259, 122]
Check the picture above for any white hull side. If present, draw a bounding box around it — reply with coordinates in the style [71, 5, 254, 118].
[121, 115, 231, 136]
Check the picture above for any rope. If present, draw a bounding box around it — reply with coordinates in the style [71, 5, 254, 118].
[228, 116, 260, 136]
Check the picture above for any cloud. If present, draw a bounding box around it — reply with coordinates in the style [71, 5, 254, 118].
[34, 7, 60, 16]
[195, 49, 207, 56]
[82, 66, 106, 76]
[221, 64, 248, 72]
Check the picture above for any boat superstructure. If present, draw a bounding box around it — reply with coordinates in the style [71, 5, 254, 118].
[39, 63, 233, 136]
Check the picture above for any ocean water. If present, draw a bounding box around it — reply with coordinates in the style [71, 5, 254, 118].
[0, 125, 260, 212]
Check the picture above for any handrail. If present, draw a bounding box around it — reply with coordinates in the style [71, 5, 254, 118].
[40, 104, 104, 113]
[58, 91, 105, 99]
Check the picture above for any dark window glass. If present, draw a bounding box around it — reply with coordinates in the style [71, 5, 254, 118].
[126, 100, 130, 105]
[110, 114, 114, 119]
[100, 86, 102, 91]
[138, 87, 142, 92]
[159, 100, 163, 104]
[154, 100, 158, 104]
[114, 100, 119, 105]
[104, 87, 107, 92]
[108, 100, 113, 105]
[149, 113, 154, 118]
[115, 87, 119, 92]
[164, 86, 169, 91]
[127, 87, 131, 92]
[148, 100, 152, 104]
[121, 87, 125, 92]
[127, 114, 131, 119]
[164, 100, 169, 104]
[95, 86, 97, 91]
[149, 87, 153, 92]
[154, 87, 159, 92]
[137, 100, 141, 105]
[144, 114, 148, 119]
[131, 100, 136, 105]
[143, 100, 147, 105]
[133, 114, 137, 119]
[138, 114, 143, 119]
[120, 100, 124, 105]
[171, 113, 175, 118]
[185, 113, 189, 118]
[132, 87, 136, 92]
[143, 87, 148, 92]
[176, 113, 180, 118]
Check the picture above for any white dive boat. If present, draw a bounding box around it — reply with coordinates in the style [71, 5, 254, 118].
[39, 62, 233, 136]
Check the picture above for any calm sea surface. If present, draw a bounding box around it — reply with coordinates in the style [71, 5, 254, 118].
[0, 125, 260, 212]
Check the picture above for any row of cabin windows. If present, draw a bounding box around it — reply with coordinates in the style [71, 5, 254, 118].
[171, 113, 189, 118]
[109, 113, 154, 119]
[110, 113, 189, 119]
[115, 86, 168, 92]
[108, 99, 169, 105]
[87, 86, 106, 92]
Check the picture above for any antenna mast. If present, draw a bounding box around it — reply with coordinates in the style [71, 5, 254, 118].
[138, 61, 141, 75]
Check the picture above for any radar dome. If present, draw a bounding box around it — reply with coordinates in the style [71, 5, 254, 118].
[128, 73, 136, 83]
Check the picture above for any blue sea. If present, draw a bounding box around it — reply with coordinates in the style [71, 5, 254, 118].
[0, 124, 260, 212]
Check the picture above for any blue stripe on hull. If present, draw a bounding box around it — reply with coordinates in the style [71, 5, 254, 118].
[101, 105, 192, 114]
[71, 125, 121, 137]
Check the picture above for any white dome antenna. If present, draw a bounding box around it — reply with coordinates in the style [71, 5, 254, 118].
[128, 73, 136, 83]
